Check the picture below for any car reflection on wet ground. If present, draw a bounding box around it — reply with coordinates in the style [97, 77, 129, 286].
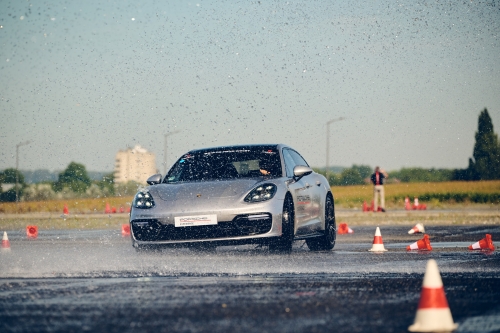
[1, 225, 499, 333]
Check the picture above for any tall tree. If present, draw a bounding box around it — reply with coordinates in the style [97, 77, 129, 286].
[97, 172, 115, 195]
[469, 108, 500, 180]
[0, 168, 26, 202]
[0, 168, 25, 184]
[53, 162, 92, 193]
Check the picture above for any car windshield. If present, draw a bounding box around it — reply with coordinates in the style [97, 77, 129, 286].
[164, 148, 282, 183]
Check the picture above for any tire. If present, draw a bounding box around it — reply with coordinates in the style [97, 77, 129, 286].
[269, 194, 294, 253]
[306, 194, 336, 251]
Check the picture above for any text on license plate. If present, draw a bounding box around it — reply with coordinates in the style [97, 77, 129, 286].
[174, 215, 217, 227]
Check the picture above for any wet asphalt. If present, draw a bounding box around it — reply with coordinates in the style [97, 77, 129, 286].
[1, 225, 499, 333]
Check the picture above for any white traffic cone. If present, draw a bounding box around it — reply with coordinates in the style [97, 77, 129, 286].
[1, 231, 11, 252]
[368, 227, 387, 252]
[408, 223, 425, 234]
[407, 234, 433, 251]
[468, 234, 495, 251]
[408, 259, 458, 332]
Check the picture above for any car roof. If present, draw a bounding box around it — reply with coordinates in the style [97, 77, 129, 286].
[187, 144, 290, 155]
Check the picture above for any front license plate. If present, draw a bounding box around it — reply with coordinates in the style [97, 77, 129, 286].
[174, 215, 218, 227]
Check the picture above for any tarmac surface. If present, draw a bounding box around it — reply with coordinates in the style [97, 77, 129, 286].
[1, 223, 500, 333]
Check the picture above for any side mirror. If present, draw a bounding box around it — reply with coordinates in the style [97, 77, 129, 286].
[146, 174, 162, 185]
[293, 165, 313, 180]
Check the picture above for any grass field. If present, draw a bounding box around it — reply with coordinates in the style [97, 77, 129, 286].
[332, 180, 500, 208]
[0, 180, 498, 215]
[0, 214, 129, 231]
[0, 197, 134, 214]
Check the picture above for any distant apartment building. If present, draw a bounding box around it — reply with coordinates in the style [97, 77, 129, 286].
[114, 145, 157, 184]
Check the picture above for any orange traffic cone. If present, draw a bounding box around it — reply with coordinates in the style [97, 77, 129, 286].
[105, 203, 112, 214]
[407, 234, 432, 251]
[121, 224, 131, 237]
[362, 201, 368, 212]
[63, 203, 69, 215]
[405, 197, 411, 210]
[368, 227, 387, 252]
[408, 223, 425, 234]
[468, 234, 495, 251]
[1, 231, 11, 251]
[370, 200, 374, 212]
[338, 223, 348, 234]
[26, 225, 38, 239]
[408, 259, 458, 332]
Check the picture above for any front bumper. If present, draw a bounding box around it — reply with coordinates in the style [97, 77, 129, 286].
[130, 208, 283, 246]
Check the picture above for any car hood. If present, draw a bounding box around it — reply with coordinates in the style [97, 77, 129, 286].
[152, 179, 265, 201]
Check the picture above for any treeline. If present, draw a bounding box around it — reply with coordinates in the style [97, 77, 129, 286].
[315, 166, 461, 186]
[1, 108, 498, 200]
[317, 108, 500, 186]
[20, 169, 108, 184]
[314, 165, 372, 186]
[389, 168, 454, 183]
[0, 162, 138, 202]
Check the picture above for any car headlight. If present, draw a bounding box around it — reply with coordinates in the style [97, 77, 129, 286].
[244, 184, 277, 203]
[133, 191, 155, 209]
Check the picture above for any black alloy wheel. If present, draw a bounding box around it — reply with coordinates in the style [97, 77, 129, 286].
[306, 194, 336, 251]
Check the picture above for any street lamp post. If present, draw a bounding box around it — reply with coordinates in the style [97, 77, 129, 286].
[326, 117, 345, 185]
[16, 140, 31, 209]
[164, 131, 180, 175]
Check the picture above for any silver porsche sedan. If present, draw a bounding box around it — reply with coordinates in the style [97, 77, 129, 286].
[129, 144, 336, 252]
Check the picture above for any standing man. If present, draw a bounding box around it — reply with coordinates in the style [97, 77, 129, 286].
[371, 166, 388, 212]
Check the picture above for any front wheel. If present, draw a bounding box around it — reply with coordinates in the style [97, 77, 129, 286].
[269, 194, 294, 253]
[306, 195, 336, 251]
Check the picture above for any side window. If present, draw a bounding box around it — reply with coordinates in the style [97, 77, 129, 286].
[289, 150, 309, 167]
[282, 149, 296, 178]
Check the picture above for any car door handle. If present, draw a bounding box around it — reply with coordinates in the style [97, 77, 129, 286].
[305, 183, 311, 188]
[316, 181, 321, 186]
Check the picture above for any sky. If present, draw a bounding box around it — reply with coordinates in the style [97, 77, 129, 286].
[1, 0, 499, 174]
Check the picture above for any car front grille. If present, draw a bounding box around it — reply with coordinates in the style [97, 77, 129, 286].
[131, 213, 273, 242]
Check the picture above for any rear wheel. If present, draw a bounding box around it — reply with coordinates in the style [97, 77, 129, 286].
[306, 194, 336, 251]
[269, 194, 294, 253]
